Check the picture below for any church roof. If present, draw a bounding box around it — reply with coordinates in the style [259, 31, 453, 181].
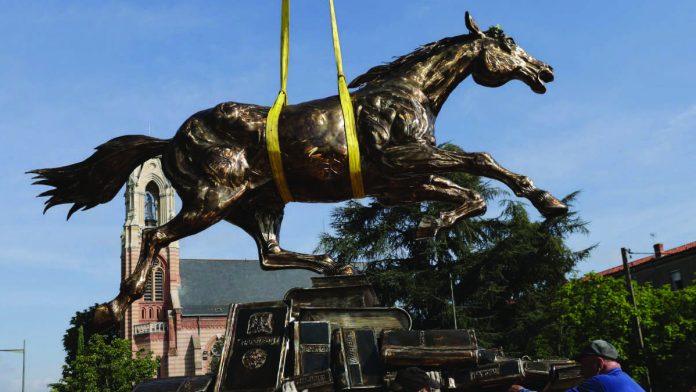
[597, 241, 696, 276]
[178, 259, 317, 316]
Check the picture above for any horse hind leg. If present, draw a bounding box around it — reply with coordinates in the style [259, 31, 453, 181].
[92, 184, 247, 330]
[226, 203, 352, 275]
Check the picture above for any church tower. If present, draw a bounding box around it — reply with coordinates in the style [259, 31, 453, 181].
[121, 158, 179, 373]
[117, 158, 315, 378]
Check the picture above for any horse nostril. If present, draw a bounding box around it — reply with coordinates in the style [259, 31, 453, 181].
[540, 69, 554, 83]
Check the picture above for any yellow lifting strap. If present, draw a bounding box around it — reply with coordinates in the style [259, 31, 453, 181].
[265, 0, 365, 203]
[329, 0, 365, 198]
[265, 0, 293, 203]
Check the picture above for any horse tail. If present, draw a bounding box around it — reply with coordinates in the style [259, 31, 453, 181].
[29, 135, 170, 219]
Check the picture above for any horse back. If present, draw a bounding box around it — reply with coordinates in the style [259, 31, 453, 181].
[164, 102, 270, 192]
[164, 89, 434, 202]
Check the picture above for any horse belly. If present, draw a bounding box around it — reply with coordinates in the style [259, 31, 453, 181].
[281, 138, 354, 202]
[278, 107, 354, 202]
[284, 160, 353, 202]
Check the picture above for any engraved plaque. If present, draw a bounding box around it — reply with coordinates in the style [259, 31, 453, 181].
[242, 348, 268, 369]
[302, 344, 330, 353]
[287, 370, 334, 392]
[215, 302, 290, 392]
[294, 321, 332, 376]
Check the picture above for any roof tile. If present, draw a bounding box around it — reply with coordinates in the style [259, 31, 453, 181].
[178, 259, 317, 315]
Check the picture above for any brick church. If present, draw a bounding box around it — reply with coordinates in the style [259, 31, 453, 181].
[121, 158, 314, 377]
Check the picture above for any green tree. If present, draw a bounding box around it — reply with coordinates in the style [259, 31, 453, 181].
[208, 338, 225, 375]
[50, 334, 159, 392]
[52, 304, 120, 389]
[318, 144, 592, 351]
[77, 326, 85, 356]
[543, 274, 696, 391]
[644, 279, 696, 390]
[62, 304, 119, 366]
[539, 274, 636, 360]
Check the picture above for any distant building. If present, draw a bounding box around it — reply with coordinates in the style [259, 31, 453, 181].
[598, 242, 696, 290]
[121, 158, 315, 377]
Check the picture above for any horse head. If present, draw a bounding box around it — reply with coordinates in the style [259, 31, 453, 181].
[466, 12, 554, 94]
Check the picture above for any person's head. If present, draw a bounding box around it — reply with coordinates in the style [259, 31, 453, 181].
[576, 339, 622, 378]
[393, 367, 440, 392]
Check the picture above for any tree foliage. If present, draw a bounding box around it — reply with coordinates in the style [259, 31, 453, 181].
[318, 144, 592, 351]
[51, 305, 158, 391]
[50, 334, 159, 392]
[541, 274, 696, 391]
[62, 304, 119, 366]
[208, 339, 225, 375]
[317, 142, 695, 390]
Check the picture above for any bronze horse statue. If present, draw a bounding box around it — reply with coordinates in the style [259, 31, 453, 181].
[31, 12, 566, 328]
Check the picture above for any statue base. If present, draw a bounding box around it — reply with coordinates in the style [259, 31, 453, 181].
[213, 273, 581, 392]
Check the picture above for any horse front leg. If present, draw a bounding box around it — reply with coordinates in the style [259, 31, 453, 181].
[379, 144, 567, 218]
[376, 175, 487, 239]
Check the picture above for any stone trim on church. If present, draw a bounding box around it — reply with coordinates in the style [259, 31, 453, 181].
[121, 158, 315, 377]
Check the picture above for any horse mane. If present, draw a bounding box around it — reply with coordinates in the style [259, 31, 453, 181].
[348, 34, 475, 89]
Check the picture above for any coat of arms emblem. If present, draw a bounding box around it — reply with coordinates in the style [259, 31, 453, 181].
[247, 312, 273, 335]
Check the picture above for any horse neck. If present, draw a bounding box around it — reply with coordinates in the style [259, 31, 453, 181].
[400, 40, 479, 116]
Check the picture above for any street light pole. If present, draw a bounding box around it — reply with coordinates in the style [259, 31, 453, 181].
[22, 340, 26, 392]
[621, 248, 644, 346]
[0, 340, 26, 392]
[621, 247, 652, 392]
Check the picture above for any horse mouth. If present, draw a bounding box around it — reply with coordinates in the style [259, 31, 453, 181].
[539, 69, 554, 83]
[531, 69, 554, 94]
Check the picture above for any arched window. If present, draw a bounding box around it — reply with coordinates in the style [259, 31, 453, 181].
[142, 308, 146, 319]
[154, 267, 164, 301]
[144, 279, 152, 301]
[143, 259, 165, 302]
[144, 182, 160, 227]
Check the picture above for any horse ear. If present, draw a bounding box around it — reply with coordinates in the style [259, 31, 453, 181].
[465, 11, 484, 37]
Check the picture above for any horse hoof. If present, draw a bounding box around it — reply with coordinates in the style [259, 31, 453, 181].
[532, 191, 568, 218]
[92, 303, 118, 332]
[415, 216, 440, 239]
[323, 264, 354, 276]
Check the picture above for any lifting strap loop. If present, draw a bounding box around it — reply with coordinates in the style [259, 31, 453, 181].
[265, 0, 293, 203]
[329, 0, 365, 198]
[266, 0, 365, 202]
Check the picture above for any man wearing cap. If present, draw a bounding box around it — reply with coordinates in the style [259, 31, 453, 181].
[391, 367, 441, 392]
[508, 340, 644, 392]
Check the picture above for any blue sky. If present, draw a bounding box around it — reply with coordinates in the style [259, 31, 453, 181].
[1, 1, 695, 389]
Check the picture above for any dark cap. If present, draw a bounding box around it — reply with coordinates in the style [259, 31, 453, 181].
[393, 367, 440, 392]
[577, 340, 619, 360]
